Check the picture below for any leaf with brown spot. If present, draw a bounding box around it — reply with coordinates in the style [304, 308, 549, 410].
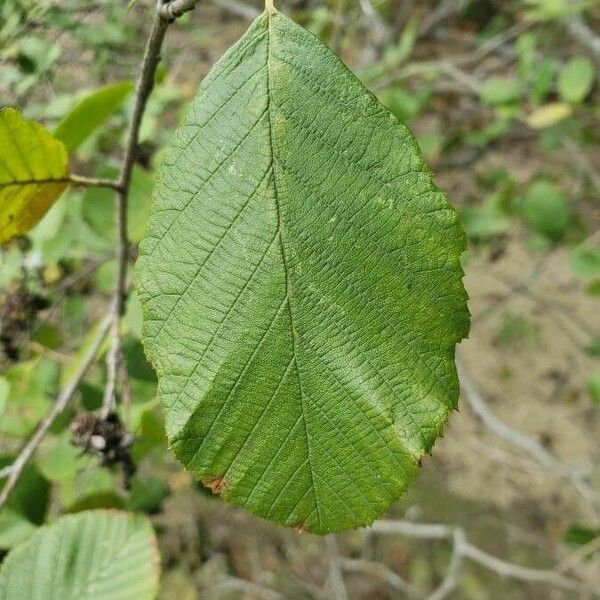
[202, 476, 227, 495]
[0, 108, 70, 243]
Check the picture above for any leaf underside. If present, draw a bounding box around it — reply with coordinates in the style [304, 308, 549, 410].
[0, 510, 159, 600]
[0, 108, 69, 243]
[136, 9, 469, 534]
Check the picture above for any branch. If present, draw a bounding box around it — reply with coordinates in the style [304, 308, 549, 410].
[370, 520, 583, 595]
[340, 559, 419, 597]
[326, 536, 349, 600]
[0, 0, 201, 509]
[102, 0, 201, 415]
[565, 15, 600, 61]
[0, 310, 113, 509]
[457, 358, 600, 510]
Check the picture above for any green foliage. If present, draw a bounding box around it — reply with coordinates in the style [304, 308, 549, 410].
[588, 374, 600, 404]
[493, 313, 539, 346]
[571, 247, 600, 278]
[137, 9, 469, 534]
[80, 165, 154, 245]
[520, 180, 569, 241]
[558, 57, 595, 104]
[0, 510, 160, 600]
[0, 108, 69, 243]
[54, 81, 134, 152]
[480, 77, 520, 107]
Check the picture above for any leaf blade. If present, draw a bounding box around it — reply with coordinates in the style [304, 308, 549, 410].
[0, 510, 160, 600]
[0, 108, 69, 243]
[137, 10, 469, 534]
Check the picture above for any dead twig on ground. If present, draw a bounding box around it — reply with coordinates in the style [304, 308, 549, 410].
[371, 519, 584, 596]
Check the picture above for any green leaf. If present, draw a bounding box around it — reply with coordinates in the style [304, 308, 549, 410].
[81, 165, 153, 243]
[54, 81, 133, 152]
[137, 9, 469, 533]
[588, 373, 600, 404]
[520, 181, 569, 241]
[480, 77, 520, 106]
[0, 108, 69, 243]
[571, 247, 600, 278]
[558, 57, 595, 104]
[0, 509, 36, 551]
[0, 510, 160, 600]
[0, 458, 49, 525]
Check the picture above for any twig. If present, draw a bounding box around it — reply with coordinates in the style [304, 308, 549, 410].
[371, 520, 582, 594]
[565, 15, 600, 61]
[428, 529, 465, 600]
[357, 0, 390, 46]
[204, 577, 284, 600]
[340, 559, 419, 596]
[0, 310, 113, 510]
[0, 0, 202, 509]
[557, 534, 600, 574]
[419, 0, 467, 37]
[102, 0, 201, 416]
[326, 535, 349, 600]
[457, 358, 599, 510]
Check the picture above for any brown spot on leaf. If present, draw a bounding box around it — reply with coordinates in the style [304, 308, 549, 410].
[291, 522, 308, 533]
[202, 476, 227, 495]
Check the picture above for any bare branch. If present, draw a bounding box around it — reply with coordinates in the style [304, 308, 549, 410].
[159, 0, 201, 20]
[326, 535, 349, 600]
[457, 358, 599, 509]
[565, 15, 600, 61]
[340, 559, 419, 596]
[103, 0, 199, 415]
[0, 309, 113, 510]
[428, 529, 465, 600]
[371, 520, 583, 594]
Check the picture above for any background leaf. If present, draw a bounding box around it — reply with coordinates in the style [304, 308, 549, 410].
[0, 108, 69, 242]
[0, 510, 160, 600]
[54, 81, 133, 152]
[558, 56, 595, 104]
[137, 9, 469, 534]
[520, 180, 569, 241]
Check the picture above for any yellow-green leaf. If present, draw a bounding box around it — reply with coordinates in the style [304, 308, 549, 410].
[0, 108, 69, 243]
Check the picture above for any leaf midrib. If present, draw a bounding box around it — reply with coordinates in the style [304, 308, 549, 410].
[265, 9, 321, 528]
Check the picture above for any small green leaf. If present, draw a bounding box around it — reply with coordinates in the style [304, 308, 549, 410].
[0, 510, 160, 600]
[520, 181, 569, 241]
[586, 338, 600, 357]
[588, 373, 600, 404]
[0, 108, 69, 243]
[558, 57, 595, 104]
[0, 457, 49, 525]
[54, 81, 133, 152]
[137, 9, 469, 534]
[0, 509, 36, 551]
[563, 523, 599, 547]
[571, 247, 600, 278]
[480, 77, 520, 106]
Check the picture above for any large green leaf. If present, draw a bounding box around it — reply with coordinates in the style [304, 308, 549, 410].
[0, 108, 69, 243]
[136, 8, 469, 534]
[0, 510, 160, 600]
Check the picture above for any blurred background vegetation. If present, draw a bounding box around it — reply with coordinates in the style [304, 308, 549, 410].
[1, 0, 599, 598]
